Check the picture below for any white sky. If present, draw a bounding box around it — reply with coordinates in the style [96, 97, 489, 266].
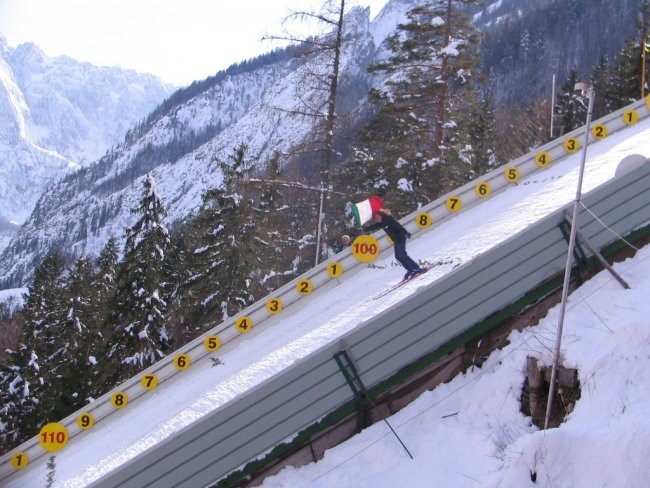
[0, 0, 390, 86]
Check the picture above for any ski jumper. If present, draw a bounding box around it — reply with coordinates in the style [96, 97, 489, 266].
[363, 212, 420, 275]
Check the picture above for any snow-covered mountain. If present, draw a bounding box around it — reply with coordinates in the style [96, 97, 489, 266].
[0, 33, 171, 249]
[0, 2, 415, 287]
[0, 0, 640, 288]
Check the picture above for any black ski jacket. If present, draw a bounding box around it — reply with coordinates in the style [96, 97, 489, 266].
[363, 215, 410, 242]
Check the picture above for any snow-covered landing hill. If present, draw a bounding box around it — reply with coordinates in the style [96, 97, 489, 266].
[4, 84, 650, 488]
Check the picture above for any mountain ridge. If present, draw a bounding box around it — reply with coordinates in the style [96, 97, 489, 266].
[0, 33, 172, 250]
[0, 0, 645, 288]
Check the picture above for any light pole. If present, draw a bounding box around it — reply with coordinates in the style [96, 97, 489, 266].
[315, 184, 327, 267]
[249, 178, 341, 266]
[544, 82, 595, 430]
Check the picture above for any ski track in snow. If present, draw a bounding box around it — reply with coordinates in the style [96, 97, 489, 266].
[7, 117, 650, 487]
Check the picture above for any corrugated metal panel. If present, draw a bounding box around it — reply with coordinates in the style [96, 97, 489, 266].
[85, 161, 650, 488]
[1, 94, 648, 486]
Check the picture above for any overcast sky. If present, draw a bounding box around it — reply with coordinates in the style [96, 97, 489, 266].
[0, 0, 390, 86]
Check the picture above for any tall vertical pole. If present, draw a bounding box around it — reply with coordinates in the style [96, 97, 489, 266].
[550, 73, 556, 139]
[642, 38, 647, 99]
[544, 84, 595, 430]
[643, 4, 649, 99]
[315, 185, 325, 267]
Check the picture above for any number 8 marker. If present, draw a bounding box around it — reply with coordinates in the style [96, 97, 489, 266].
[416, 212, 431, 228]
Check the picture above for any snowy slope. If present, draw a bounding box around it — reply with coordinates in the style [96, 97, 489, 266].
[0, 3, 411, 287]
[261, 244, 650, 488]
[0, 34, 171, 252]
[3, 93, 650, 488]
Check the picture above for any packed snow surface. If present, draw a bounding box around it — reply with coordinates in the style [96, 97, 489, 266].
[5, 118, 650, 488]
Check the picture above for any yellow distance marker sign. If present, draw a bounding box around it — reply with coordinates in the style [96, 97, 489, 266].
[77, 412, 95, 430]
[141, 373, 158, 390]
[623, 109, 639, 125]
[173, 353, 191, 370]
[204, 335, 221, 351]
[505, 167, 520, 183]
[11, 451, 28, 469]
[415, 212, 432, 228]
[266, 298, 283, 314]
[352, 234, 380, 263]
[111, 392, 128, 409]
[563, 137, 580, 153]
[39, 422, 69, 452]
[446, 196, 462, 212]
[535, 151, 551, 168]
[296, 279, 313, 295]
[235, 316, 253, 333]
[592, 124, 608, 139]
[327, 261, 343, 278]
[475, 181, 491, 198]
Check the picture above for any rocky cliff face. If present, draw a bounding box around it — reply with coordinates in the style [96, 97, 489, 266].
[0, 0, 639, 287]
[0, 34, 171, 249]
[0, 4, 399, 287]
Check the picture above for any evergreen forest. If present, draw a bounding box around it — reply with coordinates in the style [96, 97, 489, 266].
[2, 0, 650, 453]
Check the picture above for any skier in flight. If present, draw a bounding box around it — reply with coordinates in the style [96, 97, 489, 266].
[362, 208, 423, 280]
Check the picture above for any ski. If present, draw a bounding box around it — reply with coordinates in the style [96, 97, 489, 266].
[372, 267, 429, 300]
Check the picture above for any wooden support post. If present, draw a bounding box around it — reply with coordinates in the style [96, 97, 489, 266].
[526, 356, 544, 420]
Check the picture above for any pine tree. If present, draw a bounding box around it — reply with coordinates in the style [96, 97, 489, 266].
[601, 1, 650, 110]
[555, 67, 587, 135]
[266, 0, 351, 262]
[590, 55, 616, 119]
[442, 91, 500, 187]
[0, 251, 67, 446]
[108, 174, 171, 380]
[160, 231, 192, 342]
[88, 237, 120, 395]
[181, 144, 259, 326]
[609, 36, 643, 109]
[494, 98, 552, 160]
[58, 257, 102, 409]
[347, 0, 483, 211]
[251, 151, 297, 289]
